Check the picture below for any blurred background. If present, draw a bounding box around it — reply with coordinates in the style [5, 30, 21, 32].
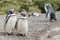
[0, 0, 60, 15]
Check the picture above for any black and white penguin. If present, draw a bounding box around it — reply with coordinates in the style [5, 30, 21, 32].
[44, 2, 57, 22]
[4, 8, 17, 35]
[31, 11, 39, 17]
[16, 10, 28, 36]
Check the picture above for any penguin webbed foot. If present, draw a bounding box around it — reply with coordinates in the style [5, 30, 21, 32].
[54, 18, 57, 21]
[17, 33, 26, 37]
[4, 32, 14, 36]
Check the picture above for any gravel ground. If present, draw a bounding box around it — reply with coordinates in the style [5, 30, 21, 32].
[0, 12, 60, 40]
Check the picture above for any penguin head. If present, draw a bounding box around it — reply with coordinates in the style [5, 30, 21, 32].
[45, 2, 51, 7]
[21, 10, 27, 17]
[45, 3, 49, 7]
[9, 8, 15, 14]
[21, 12, 27, 17]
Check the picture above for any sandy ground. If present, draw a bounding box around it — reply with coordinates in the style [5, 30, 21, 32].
[0, 12, 60, 40]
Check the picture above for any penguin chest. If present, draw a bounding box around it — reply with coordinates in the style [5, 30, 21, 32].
[6, 16, 17, 33]
[17, 19, 28, 34]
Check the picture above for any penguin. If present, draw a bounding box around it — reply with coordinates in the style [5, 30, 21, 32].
[44, 2, 57, 22]
[16, 11, 28, 36]
[4, 8, 17, 35]
[31, 11, 39, 17]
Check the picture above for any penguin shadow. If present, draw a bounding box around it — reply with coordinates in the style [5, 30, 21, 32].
[0, 32, 26, 37]
[0, 32, 7, 36]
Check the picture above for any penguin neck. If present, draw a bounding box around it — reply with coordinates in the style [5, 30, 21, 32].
[8, 13, 16, 16]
